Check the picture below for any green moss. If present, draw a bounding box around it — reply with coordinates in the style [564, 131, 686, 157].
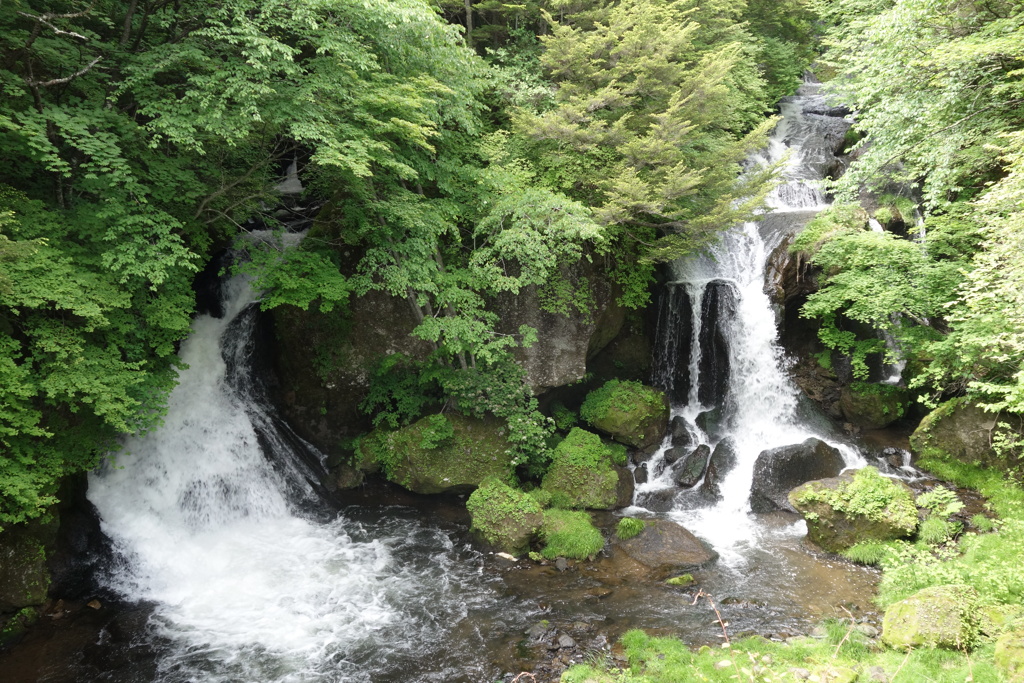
[466, 477, 543, 555]
[527, 488, 552, 509]
[665, 574, 694, 587]
[616, 516, 646, 540]
[541, 428, 622, 509]
[540, 509, 605, 560]
[358, 413, 515, 494]
[793, 467, 918, 533]
[579, 380, 668, 448]
[883, 584, 982, 650]
[550, 401, 579, 432]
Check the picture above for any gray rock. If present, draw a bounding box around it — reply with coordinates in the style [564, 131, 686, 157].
[558, 634, 577, 648]
[612, 519, 717, 577]
[673, 444, 711, 488]
[749, 438, 845, 513]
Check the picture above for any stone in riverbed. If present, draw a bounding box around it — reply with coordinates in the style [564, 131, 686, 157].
[611, 519, 717, 577]
[466, 478, 543, 556]
[542, 428, 632, 510]
[673, 444, 711, 488]
[749, 438, 845, 513]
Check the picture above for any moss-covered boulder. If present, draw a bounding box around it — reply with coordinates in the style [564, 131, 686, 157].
[910, 397, 1024, 470]
[466, 478, 544, 556]
[994, 630, 1024, 681]
[881, 584, 982, 650]
[580, 380, 669, 451]
[0, 517, 58, 645]
[541, 428, 632, 509]
[789, 467, 917, 553]
[357, 413, 515, 494]
[839, 382, 909, 430]
[539, 509, 605, 560]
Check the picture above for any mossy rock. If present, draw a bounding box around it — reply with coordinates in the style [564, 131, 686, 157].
[360, 413, 516, 494]
[580, 380, 669, 450]
[995, 630, 1024, 681]
[0, 517, 58, 613]
[612, 519, 718, 577]
[789, 467, 917, 553]
[466, 478, 544, 556]
[540, 509, 605, 560]
[910, 397, 1024, 470]
[881, 584, 982, 650]
[839, 382, 909, 430]
[541, 428, 631, 510]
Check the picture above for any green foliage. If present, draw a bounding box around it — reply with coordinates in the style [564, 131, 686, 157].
[419, 414, 456, 450]
[917, 516, 959, 546]
[841, 540, 894, 566]
[513, 0, 781, 265]
[466, 476, 543, 553]
[616, 516, 646, 540]
[539, 508, 604, 560]
[549, 402, 579, 432]
[793, 467, 918, 533]
[917, 486, 966, 520]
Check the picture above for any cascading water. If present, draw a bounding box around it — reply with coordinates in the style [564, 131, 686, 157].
[87, 238, 523, 682]
[639, 77, 866, 557]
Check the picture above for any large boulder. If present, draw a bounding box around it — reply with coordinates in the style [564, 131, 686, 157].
[611, 519, 717, 578]
[542, 428, 632, 510]
[466, 478, 544, 556]
[839, 383, 909, 430]
[910, 397, 1024, 471]
[699, 437, 739, 499]
[271, 289, 431, 459]
[789, 467, 918, 553]
[493, 257, 625, 394]
[995, 630, 1024, 681]
[356, 413, 515, 494]
[580, 380, 669, 451]
[882, 585, 982, 650]
[749, 438, 845, 513]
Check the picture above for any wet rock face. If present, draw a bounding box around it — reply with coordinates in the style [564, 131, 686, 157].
[882, 585, 981, 650]
[611, 519, 717, 578]
[749, 438, 845, 513]
[673, 444, 711, 488]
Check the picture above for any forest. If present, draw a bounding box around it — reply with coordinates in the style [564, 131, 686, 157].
[2, 0, 1024, 680]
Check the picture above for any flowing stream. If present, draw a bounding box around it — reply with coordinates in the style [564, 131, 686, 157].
[639, 78, 865, 558]
[87, 256, 530, 682]
[61, 78, 890, 683]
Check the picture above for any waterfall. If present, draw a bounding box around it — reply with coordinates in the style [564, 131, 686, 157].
[641, 78, 865, 557]
[87, 240, 512, 682]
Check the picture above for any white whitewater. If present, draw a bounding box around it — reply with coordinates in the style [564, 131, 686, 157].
[88, 254, 502, 682]
[637, 78, 866, 560]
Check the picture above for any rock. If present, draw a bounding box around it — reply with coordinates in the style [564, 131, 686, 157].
[663, 446, 687, 466]
[0, 517, 58, 613]
[633, 463, 649, 485]
[855, 623, 880, 638]
[839, 383, 909, 430]
[865, 665, 889, 682]
[823, 667, 858, 683]
[467, 478, 543, 556]
[669, 416, 693, 450]
[749, 438, 845, 513]
[580, 380, 670, 451]
[910, 397, 1024, 471]
[270, 289, 430, 458]
[359, 413, 516, 495]
[695, 408, 729, 442]
[699, 438, 739, 499]
[328, 462, 364, 490]
[673, 444, 711, 488]
[542, 428, 631, 510]
[789, 467, 917, 553]
[558, 634, 577, 648]
[697, 282, 737, 408]
[994, 630, 1024, 681]
[882, 584, 982, 650]
[612, 519, 717, 577]
[555, 558, 569, 572]
[493, 256, 624, 394]
[789, 668, 812, 680]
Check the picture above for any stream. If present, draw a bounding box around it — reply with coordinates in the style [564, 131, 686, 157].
[0, 78, 893, 682]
